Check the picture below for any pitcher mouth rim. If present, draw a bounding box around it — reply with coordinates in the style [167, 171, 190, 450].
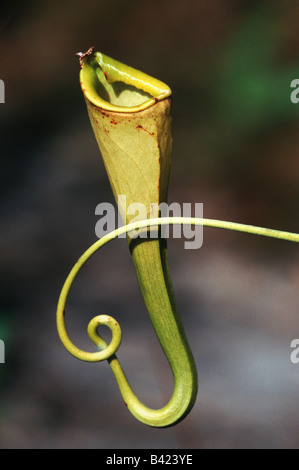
[78, 47, 172, 113]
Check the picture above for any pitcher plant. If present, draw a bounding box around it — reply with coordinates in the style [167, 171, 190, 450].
[56, 48, 299, 428]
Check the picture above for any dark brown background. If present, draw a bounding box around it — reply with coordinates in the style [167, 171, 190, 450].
[0, 0, 299, 448]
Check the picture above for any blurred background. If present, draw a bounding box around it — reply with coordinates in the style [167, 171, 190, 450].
[1, 0, 299, 449]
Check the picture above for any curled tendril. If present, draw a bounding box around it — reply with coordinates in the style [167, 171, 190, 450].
[56, 216, 299, 427]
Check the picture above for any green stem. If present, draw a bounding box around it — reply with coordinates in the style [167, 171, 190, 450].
[123, 237, 197, 426]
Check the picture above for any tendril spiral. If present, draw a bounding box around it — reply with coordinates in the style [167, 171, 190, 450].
[56, 216, 299, 427]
